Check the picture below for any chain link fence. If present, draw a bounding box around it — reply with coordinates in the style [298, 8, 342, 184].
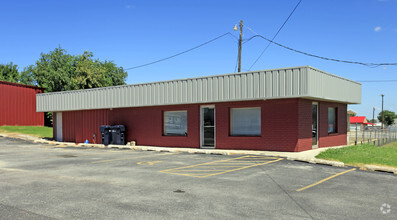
[348, 127, 397, 146]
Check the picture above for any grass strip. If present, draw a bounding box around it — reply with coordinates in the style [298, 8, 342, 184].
[0, 126, 53, 138]
[316, 142, 397, 168]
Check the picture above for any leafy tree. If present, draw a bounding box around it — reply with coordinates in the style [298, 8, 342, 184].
[31, 47, 74, 92]
[21, 46, 128, 126]
[20, 65, 37, 86]
[378, 110, 396, 126]
[102, 60, 127, 86]
[28, 47, 127, 92]
[0, 62, 19, 83]
[2, 47, 127, 125]
[69, 51, 127, 90]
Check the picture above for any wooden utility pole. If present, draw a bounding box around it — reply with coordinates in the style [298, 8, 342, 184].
[238, 20, 243, 72]
[381, 94, 384, 129]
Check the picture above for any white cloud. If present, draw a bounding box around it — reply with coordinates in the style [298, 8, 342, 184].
[383, 66, 388, 70]
[126, 5, 135, 9]
[374, 26, 382, 32]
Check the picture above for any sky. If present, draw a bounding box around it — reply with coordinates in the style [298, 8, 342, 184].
[0, 0, 396, 119]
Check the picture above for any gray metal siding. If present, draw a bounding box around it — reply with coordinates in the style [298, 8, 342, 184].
[36, 66, 361, 112]
[307, 67, 361, 104]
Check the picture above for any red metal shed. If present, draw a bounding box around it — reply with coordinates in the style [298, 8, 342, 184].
[0, 80, 44, 126]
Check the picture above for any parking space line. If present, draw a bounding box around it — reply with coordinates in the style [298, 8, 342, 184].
[206, 162, 264, 164]
[221, 161, 266, 162]
[296, 168, 356, 192]
[159, 156, 283, 178]
[198, 165, 253, 167]
[160, 155, 252, 170]
[168, 170, 227, 172]
[91, 152, 177, 164]
[201, 159, 283, 177]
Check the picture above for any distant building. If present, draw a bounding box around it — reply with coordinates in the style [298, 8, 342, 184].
[347, 110, 356, 117]
[0, 81, 44, 126]
[350, 116, 374, 131]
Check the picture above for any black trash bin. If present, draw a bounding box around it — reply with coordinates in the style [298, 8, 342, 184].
[100, 125, 112, 145]
[110, 125, 126, 145]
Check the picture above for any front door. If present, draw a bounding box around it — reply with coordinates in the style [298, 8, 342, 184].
[312, 102, 318, 148]
[201, 106, 215, 148]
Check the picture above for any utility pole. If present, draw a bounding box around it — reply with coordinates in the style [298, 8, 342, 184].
[372, 107, 375, 128]
[236, 20, 243, 72]
[381, 94, 384, 129]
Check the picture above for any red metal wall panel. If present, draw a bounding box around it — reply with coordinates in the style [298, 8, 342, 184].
[0, 81, 44, 126]
[59, 99, 348, 152]
[61, 109, 109, 143]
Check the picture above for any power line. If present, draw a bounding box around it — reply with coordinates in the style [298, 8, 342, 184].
[244, 34, 397, 68]
[248, 0, 303, 70]
[125, 32, 235, 70]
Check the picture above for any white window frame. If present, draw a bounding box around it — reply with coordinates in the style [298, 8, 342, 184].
[230, 107, 261, 137]
[200, 105, 216, 148]
[163, 110, 188, 136]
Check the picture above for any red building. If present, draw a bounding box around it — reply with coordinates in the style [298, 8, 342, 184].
[349, 116, 374, 131]
[36, 66, 361, 152]
[0, 81, 44, 126]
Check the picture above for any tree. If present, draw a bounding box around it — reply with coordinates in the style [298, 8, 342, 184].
[24, 46, 128, 126]
[0, 62, 19, 83]
[69, 51, 127, 90]
[20, 65, 37, 86]
[31, 47, 75, 92]
[28, 47, 127, 92]
[378, 110, 396, 126]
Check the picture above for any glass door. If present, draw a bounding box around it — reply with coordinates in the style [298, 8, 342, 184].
[312, 102, 318, 148]
[201, 106, 215, 148]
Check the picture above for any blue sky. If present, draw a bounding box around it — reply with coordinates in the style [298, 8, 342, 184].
[1, 0, 396, 119]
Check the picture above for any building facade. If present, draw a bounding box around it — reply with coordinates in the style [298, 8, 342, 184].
[36, 66, 361, 152]
[0, 81, 44, 126]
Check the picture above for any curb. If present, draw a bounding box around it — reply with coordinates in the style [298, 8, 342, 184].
[287, 157, 345, 167]
[2, 133, 295, 157]
[362, 165, 397, 175]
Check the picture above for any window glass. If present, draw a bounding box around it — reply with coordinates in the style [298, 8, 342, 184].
[328, 107, 337, 133]
[164, 111, 187, 136]
[230, 107, 261, 136]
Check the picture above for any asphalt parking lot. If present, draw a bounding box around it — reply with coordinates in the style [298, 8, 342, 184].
[0, 136, 395, 219]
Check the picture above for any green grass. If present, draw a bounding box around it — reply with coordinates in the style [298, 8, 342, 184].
[316, 142, 397, 168]
[0, 126, 53, 138]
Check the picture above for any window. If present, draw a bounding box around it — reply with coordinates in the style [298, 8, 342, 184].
[164, 111, 187, 136]
[328, 107, 337, 133]
[230, 107, 261, 136]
